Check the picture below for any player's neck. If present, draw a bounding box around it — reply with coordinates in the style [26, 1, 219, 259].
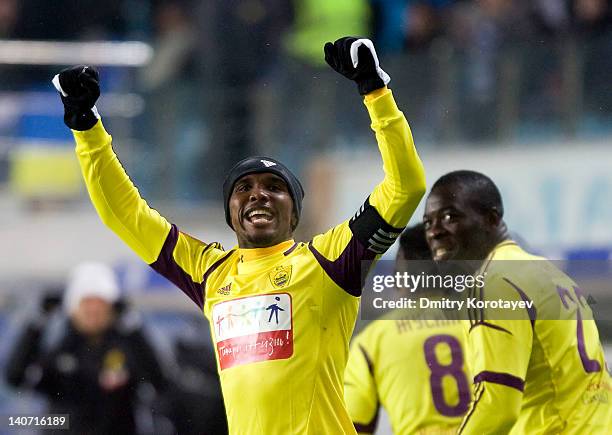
[492, 229, 511, 249]
[482, 224, 511, 258]
[239, 239, 295, 262]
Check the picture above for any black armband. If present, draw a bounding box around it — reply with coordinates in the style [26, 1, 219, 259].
[349, 197, 404, 254]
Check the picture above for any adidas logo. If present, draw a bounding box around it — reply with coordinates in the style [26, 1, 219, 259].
[217, 283, 232, 295]
[261, 159, 276, 167]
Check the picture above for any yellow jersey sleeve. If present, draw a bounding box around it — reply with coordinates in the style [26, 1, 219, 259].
[459, 382, 523, 434]
[461, 242, 612, 433]
[309, 88, 425, 295]
[73, 120, 227, 309]
[459, 274, 533, 433]
[365, 88, 426, 229]
[73, 120, 170, 263]
[345, 334, 379, 434]
[346, 316, 470, 435]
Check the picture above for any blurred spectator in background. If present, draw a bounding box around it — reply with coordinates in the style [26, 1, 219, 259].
[0, 0, 21, 89]
[368, 0, 457, 56]
[167, 335, 228, 434]
[404, 2, 442, 51]
[530, 0, 571, 35]
[139, 0, 201, 200]
[194, 0, 294, 200]
[450, 0, 532, 140]
[13, 0, 128, 40]
[0, 0, 609, 203]
[273, 0, 370, 161]
[573, 0, 611, 33]
[367, 1, 456, 145]
[572, 0, 612, 118]
[4, 262, 171, 435]
[0, 0, 18, 38]
[404, 0, 454, 52]
[370, 0, 408, 55]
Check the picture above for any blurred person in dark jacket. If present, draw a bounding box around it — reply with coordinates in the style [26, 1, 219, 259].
[4, 262, 170, 435]
[167, 335, 228, 435]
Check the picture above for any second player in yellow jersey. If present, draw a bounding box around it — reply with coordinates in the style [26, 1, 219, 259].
[345, 224, 470, 434]
[423, 170, 612, 434]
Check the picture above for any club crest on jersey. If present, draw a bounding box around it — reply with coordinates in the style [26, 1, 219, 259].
[269, 265, 292, 289]
[217, 283, 232, 295]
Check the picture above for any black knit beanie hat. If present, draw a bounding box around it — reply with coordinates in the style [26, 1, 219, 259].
[222, 157, 305, 229]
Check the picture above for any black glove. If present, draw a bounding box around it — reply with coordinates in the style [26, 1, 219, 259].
[324, 37, 390, 95]
[52, 65, 100, 131]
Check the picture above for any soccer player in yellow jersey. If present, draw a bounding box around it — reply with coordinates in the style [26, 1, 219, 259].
[52, 37, 426, 434]
[423, 170, 612, 434]
[345, 224, 470, 434]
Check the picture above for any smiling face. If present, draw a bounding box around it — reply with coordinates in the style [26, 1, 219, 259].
[423, 185, 499, 261]
[229, 172, 296, 248]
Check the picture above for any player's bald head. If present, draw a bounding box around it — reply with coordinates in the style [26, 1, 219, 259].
[431, 170, 503, 218]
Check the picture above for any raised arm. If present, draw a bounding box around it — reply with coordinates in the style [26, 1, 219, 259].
[73, 120, 171, 262]
[364, 86, 425, 229]
[308, 38, 426, 296]
[324, 37, 425, 231]
[53, 66, 226, 309]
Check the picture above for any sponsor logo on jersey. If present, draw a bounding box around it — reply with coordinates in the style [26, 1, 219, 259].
[212, 293, 293, 370]
[269, 265, 292, 289]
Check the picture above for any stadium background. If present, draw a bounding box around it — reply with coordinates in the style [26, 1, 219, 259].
[0, 0, 610, 433]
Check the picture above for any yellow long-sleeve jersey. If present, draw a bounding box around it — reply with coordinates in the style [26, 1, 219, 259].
[345, 312, 470, 434]
[72, 88, 426, 435]
[459, 241, 612, 434]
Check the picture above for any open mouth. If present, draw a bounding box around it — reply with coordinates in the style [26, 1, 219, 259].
[244, 208, 274, 225]
[432, 245, 455, 261]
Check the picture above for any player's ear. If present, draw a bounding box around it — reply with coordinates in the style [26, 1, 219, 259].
[290, 211, 298, 232]
[485, 208, 502, 227]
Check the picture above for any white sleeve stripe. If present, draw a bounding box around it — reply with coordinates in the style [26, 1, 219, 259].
[367, 239, 389, 250]
[349, 38, 391, 85]
[377, 229, 401, 238]
[371, 233, 394, 245]
[367, 245, 386, 254]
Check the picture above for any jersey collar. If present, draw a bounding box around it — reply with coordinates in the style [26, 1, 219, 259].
[477, 239, 518, 276]
[488, 240, 518, 260]
[238, 239, 296, 263]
